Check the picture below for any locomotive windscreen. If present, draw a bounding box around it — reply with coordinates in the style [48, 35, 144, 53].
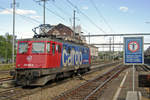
[19, 42, 28, 54]
[32, 42, 45, 53]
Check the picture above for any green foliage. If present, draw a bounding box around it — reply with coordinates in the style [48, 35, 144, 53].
[0, 33, 14, 63]
[0, 36, 6, 58]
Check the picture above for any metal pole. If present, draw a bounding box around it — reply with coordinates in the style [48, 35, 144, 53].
[5, 38, 7, 63]
[12, 0, 15, 66]
[113, 36, 114, 61]
[43, 0, 45, 25]
[109, 37, 111, 60]
[73, 10, 76, 37]
[89, 33, 90, 44]
[113, 36, 114, 52]
[133, 64, 135, 91]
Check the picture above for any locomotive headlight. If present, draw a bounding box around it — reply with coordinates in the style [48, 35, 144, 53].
[17, 64, 20, 67]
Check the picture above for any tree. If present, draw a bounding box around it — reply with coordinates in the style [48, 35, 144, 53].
[0, 35, 6, 59]
[0, 33, 14, 63]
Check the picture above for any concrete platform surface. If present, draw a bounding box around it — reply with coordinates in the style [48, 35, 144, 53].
[126, 91, 141, 100]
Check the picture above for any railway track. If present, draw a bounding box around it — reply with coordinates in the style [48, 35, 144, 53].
[53, 64, 126, 100]
[0, 70, 10, 74]
[135, 64, 150, 72]
[0, 86, 35, 100]
[0, 77, 12, 83]
[0, 62, 121, 100]
[0, 70, 12, 83]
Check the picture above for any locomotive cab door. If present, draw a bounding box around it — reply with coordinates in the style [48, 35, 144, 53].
[51, 41, 56, 67]
[56, 43, 62, 67]
[46, 41, 56, 68]
[46, 41, 62, 68]
[46, 42, 51, 68]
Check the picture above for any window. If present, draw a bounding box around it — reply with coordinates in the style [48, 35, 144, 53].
[19, 42, 28, 54]
[47, 43, 50, 53]
[32, 42, 45, 53]
[58, 45, 61, 53]
[52, 43, 55, 54]
[56, 45, 58, 51]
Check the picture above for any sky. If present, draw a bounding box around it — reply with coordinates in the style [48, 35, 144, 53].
[0, 0, 150, 51]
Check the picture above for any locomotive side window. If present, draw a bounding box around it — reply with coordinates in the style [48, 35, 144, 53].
[58, 45, 61, 53]
[56, 45, 58, 51]
[19, 42, 28, 54]
[32, 42, 45, 53]
[52, 43, 55, 54]
[46, 43, 50, 53]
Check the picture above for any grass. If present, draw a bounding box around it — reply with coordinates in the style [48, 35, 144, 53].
[0, 64, 14, 71]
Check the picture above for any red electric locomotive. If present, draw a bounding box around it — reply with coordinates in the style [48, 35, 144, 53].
[12, 36, 91, 86]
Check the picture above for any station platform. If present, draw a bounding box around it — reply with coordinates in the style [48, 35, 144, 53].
[99, 65, 150, 100]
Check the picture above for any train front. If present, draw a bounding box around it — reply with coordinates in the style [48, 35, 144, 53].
[13, 40, 48, 86]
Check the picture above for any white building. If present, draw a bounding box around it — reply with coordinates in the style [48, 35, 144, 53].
[88, 45, 99, 58]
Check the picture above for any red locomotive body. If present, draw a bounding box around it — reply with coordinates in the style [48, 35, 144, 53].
[12, 37, 91, 86]
[16, 40, 62, 69]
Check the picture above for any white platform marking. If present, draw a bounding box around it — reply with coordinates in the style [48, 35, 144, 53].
[113, 71, 128, 100]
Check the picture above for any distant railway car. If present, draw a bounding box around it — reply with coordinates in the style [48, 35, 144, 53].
[12, 37, 91, 86]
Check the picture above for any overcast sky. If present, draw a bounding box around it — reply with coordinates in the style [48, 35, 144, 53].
[0, 0, 150, 51]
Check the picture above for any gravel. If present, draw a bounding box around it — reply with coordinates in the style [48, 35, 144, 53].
[20, 64, 118, 100]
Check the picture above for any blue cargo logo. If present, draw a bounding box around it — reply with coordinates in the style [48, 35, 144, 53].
[62, 49, 82, 66]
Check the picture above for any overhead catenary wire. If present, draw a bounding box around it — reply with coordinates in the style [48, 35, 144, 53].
[33, 0, 65, 22]
[65, 0, 107, 34]
[89, 0, 115, 33]
[89, 0, 115, 53]
[50, 1, 72, 17]
[0, 6, 41, 24]
[0, 6, 42, 39]
[40, 0, 90, 33]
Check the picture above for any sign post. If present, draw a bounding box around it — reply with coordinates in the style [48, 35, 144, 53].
[133, 64, 135, 91]
[124, 37, 144, 92]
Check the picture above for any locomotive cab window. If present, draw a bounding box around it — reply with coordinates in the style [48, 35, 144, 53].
[52, 43, 55, 54]
[32, 42, 45, 53]
[46, 43, 50, 53]
[19, 42, 28, 54]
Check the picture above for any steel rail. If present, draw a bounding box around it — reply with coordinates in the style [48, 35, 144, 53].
[0, 77, 12, 82]
[0, 62, 120, 100]
[141, 65, 150, 72]
[84, 69, 122, 100]
[53, 64, 124, 100]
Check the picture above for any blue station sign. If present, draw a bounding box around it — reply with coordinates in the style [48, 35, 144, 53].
[124, 37, 144, 64]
